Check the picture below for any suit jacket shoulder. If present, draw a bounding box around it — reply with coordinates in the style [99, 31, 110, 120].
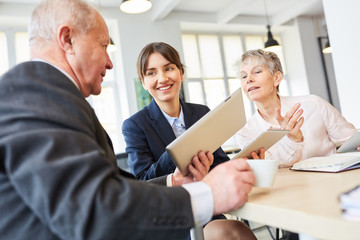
[0, 61, 194, 240]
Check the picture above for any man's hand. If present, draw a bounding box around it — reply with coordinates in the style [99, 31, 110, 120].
[202, 158, 255, 215]
[172, 151, 214, 186]
[275, 103, 304, 142]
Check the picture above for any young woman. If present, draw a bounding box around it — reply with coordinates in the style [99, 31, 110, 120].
[236, 49, 357, 167]
[122, 42, 230, 181]
[122, 42, 257, 240]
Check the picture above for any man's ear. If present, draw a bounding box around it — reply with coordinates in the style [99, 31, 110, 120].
[57, 25, 74, 54]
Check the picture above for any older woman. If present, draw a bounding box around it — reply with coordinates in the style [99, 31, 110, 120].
[235, 49, 357, 167]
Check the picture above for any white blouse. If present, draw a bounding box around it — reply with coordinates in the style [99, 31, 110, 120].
[235, 95, 357, 167]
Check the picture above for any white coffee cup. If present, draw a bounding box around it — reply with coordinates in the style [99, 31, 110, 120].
[247, 159, 278, 187]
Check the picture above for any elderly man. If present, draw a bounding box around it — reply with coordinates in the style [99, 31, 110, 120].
[0, 0, 255, 239]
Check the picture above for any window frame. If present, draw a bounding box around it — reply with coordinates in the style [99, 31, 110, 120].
[181, 31, 288, 117]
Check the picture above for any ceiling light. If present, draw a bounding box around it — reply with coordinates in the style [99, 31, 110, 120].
[107, 38, 116, 53]
[322, 40, 332, 54]
[120, 0, 152, 14]
[263, 0, 281, 51]
[264, 25, 281, 51]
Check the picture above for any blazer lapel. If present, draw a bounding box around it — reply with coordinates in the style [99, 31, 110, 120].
[148, 100, 176, 146]
[182, 99, 199, 129]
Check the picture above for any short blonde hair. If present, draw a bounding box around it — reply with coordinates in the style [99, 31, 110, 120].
[238, 49, 283, 75]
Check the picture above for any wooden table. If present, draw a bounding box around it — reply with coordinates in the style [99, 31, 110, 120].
[229, 168, 360, 240]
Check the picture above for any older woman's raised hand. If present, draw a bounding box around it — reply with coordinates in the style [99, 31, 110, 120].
[275, 103, 304, 143]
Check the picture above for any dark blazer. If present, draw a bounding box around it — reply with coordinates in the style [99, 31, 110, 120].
[0, 62, 194, 240]
[122, 99, 230, 180]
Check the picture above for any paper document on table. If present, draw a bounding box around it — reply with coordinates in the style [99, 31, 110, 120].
[340, 185, 360, 221]
[291, 152, 360, 172]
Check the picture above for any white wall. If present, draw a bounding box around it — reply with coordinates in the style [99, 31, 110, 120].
[281, 19, 310, 97]
[297, 17, 330, 101]
[282, 16, 338, 106]
[322, 0, 360, 128]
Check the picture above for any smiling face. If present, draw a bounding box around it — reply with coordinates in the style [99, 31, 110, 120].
[68, 12, 113, 97]
[142, 52, 183, 107]
[240, 57, 281, 103]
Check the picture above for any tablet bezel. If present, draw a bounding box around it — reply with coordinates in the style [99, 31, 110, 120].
[231, 129, 289, 159]
[337, 130, 360, 153]
[166, 88, 246, 175]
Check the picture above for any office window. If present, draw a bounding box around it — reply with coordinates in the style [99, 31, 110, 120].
[187, 81, 204, 104]
[245, 35, 264, 50]
[88, 85, 121, 153]
[198, 35, 224, 79]
[181, 34, 201, 78]
[15, 32, 30, 64]
[223, 35, 243, 79]
[182, 33, 252, 116]
[181, 32, 289, 118]
[0, 32, 9, 75]
[86, 52, 122, 154]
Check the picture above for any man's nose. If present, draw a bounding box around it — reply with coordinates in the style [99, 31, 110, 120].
[106, 53, 113, 70]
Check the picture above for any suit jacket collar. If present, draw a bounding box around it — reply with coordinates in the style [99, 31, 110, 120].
[147, 99, 175, 146]
[182, 99, 198, 128]
[31, 61, 119, 173]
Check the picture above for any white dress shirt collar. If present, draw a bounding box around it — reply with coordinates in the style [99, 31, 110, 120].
[161, 104, 185, 127]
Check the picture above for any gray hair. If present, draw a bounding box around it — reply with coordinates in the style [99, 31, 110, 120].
[236, 49, 283, 75]
[29, 0, 98, 45]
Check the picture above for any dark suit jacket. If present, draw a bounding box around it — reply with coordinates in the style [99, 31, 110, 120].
[0, 62, 194, 240]
[122, 99, 230, 180]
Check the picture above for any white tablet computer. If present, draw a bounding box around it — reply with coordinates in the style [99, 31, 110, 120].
[166, 88, 246, 175]
[337, 129, 360, 153]
[231, 129, 289, 159]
